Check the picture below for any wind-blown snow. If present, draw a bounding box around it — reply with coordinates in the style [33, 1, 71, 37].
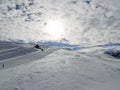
[0, 0, 120, 46]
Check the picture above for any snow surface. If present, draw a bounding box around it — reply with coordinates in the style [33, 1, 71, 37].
[0, 41, 120, 90]
[0, 0, 120, 89]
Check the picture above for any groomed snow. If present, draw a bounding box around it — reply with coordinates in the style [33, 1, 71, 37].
[0, 41, 120, 90]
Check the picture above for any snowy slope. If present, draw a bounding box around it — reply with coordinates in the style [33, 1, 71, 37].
[0, 0, 120, 89]
[0, 0, 120, 46]
[0, 41, 120, 90]
[0, 41, 58, 70]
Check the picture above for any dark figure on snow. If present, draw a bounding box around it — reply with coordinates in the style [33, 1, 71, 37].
[34, 45, 44, 51]
[35, 45, 39, 49]
[2, 64, 5, 68]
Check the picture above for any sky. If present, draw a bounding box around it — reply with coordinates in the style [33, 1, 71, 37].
[0, 0, 120, 46]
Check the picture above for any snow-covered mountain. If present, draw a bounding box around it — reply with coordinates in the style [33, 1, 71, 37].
[0, 0, 120, 46]
[0, 41, 120, 90]
[0, 0, 120, 90]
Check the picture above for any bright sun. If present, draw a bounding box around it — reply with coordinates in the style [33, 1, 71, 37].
[45, 20, 64, 39]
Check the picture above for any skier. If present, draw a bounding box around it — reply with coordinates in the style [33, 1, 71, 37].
[2, 64, 5, 68]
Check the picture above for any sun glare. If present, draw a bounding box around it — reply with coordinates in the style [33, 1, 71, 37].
[45, 20, 64, 39]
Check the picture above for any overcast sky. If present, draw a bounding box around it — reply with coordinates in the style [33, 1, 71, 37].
[0, 0, 120, 46]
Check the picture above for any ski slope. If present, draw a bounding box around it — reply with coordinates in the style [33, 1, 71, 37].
[0, 41, 120, 90]
[0, 0, 120, 89]
[0, 41, 58, 70]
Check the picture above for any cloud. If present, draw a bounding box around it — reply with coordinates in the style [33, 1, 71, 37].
[0, 0, 120, 46]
